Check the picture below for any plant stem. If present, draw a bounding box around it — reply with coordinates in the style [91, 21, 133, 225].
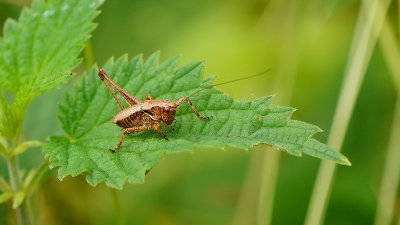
[373, 97, 400, 225]
[257, 149, 280, 225]
[7, 156, 32, 225]
[111, 189, 125, 225]
[231, 150, 263, 225]
[84, 41, 95, 69]
[303, 0, 391, 225]
[379, 17, 400, 92]
[373, 15, 400, 225]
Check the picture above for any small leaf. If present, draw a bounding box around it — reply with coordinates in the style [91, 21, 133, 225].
[0, 192, 13, 204]
[0, 140, 8, 158]
[0, 176, 11, 192]
[24, 161, 49, 197]
[44, 53, 351, 189]
[12, 191, 25, 208]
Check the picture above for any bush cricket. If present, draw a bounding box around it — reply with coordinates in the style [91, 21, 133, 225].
[98, 68, 270, 153]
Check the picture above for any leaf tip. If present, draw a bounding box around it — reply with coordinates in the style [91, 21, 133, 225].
[12, 192, 25, 209]
[341, 157, 352, 166]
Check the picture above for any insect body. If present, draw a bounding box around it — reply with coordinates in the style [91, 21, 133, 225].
[98, 69, 211, 153]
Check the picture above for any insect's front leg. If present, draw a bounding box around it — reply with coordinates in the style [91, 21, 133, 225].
[167, 119, 177, 132]
[111, 125, 150, 153]
[153, 121, 169, 140]
[176, 97, 212, 120]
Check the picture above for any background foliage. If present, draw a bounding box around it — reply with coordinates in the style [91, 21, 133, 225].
[0, 0, 398, 225]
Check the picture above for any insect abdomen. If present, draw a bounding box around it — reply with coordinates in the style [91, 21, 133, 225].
[115, 111, 142, 128]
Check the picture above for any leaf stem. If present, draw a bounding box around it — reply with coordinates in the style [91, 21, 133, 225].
[13, 140, 43, 158]
[7, 156, 32, 225]
[303, 0, 391, 225]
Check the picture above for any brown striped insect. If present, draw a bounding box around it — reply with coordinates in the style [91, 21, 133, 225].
[98, 68, 270, 153]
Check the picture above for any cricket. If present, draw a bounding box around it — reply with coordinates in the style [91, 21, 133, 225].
[98, 68, 270, 153]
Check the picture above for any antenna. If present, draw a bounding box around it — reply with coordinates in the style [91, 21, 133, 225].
[187, 68, 271, 98]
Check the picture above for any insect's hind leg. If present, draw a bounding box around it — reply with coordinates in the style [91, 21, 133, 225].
[176, 97, 212, 120]
[98, 71, 125, 110]
[111, 125, 150, 153]
[98, 69, 142, 106]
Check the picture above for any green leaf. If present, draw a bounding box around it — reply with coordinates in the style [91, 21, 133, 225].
[0, 176, 11, 192]
[44, 53, 351, 189]
[0, 192, 13, 204]
[12, 191, 25, 209]
[0, 0, 103, 139]
[24, 161, 49, 197]
[0, 137, 8, 158]
[0, 0, 103, 95]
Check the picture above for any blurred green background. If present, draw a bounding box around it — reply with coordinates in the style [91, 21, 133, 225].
[0, 0, 398, 224]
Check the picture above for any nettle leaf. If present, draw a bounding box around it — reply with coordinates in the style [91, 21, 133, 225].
[0, 0, 103, 96]
[0, 0, 103, 138]
[44, 53, 351, 189]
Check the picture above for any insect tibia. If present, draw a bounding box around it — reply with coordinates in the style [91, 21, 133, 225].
[176, 97, 186, 106]
[176, 97, 212, 120]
